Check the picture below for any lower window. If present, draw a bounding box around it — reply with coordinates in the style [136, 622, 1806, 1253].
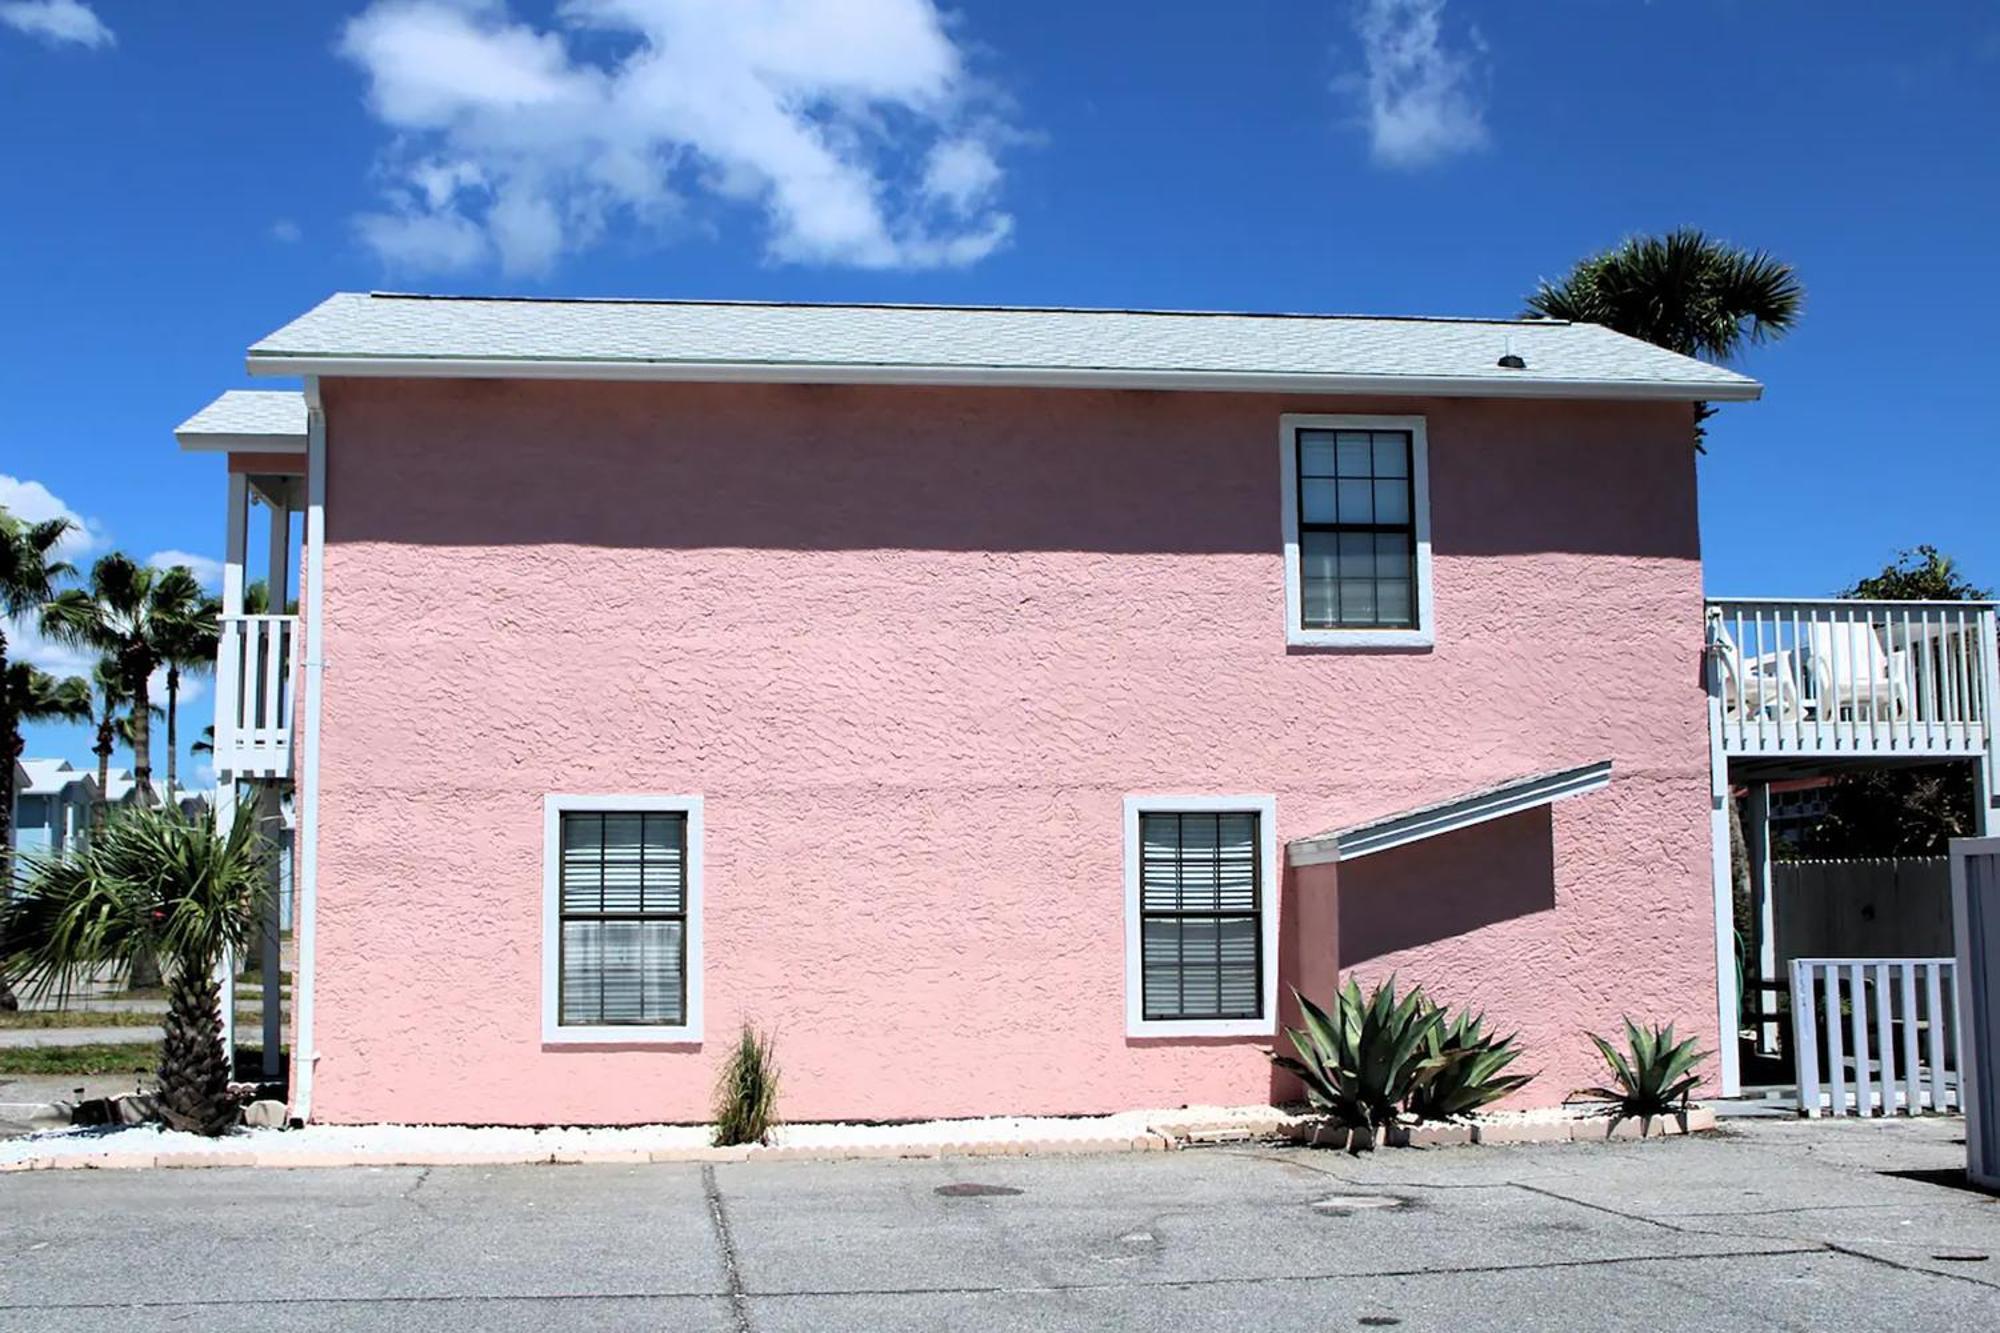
[543, 795, 704, 1043]
[1125, 796, 1277, 1037]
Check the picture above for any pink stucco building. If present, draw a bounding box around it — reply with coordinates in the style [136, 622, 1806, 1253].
[178, 294, 1767, 1125]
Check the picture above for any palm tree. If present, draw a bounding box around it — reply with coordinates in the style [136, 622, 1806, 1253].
[0, 506, 76, 857]
[4, 806, 272, 1134]
[79, 660, 132, 829]
[0, 664, 90, 1011]
[157, 590, 221, 798]
[41, 556, 206, 809]
[1525, 228, 1803, 438]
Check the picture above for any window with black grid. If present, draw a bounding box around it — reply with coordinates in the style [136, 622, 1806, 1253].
[1295, 427, 1418, 629]
[558, 811, 687, 1027]
[1139, 811, 1262, 1021]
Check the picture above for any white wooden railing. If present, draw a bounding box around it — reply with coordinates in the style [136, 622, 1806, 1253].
[213, 613, 297, 779]
[1790, 957, 1962, 1117]
[1709, 599, 1998, 759]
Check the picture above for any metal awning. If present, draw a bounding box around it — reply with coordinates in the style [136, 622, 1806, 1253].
[1287, 760, 1613, 866]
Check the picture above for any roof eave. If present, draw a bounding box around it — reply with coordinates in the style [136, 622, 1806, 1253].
[244, 354, 1761, 403]
[1288, 760, 1615, 867]
[175, 430, 308, 455]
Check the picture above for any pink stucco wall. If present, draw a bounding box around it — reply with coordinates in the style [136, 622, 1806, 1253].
[306, 378, 1716, 1125]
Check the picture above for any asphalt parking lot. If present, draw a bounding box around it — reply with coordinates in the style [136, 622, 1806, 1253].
[2, 1116, 1996, 1331]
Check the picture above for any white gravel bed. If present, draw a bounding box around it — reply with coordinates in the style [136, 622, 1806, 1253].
[0, 1102, 1287, 1168]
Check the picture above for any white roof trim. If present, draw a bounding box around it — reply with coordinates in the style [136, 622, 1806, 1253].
[1288, 760, 1614, 866]
[242, 356, 1757, 403]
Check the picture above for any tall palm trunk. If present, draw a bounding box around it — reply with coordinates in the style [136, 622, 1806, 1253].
[156, 948, 234, 1134]
[164, 663, 179, 798]
[128, 658, 155, 808]
[92, 722, 113, 829]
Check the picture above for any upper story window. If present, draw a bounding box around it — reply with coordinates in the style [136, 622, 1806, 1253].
[1279, 414, 1433, 649]
[542, 795, 704, 1045]
[1124, 795, 1278, 1038]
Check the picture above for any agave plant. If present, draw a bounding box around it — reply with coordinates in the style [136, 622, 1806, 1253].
[1271, 977, 1452, 1131]
[1577, 1019, 1706, 1122]
[4, 807, 272, 1135]
[1406, 1005, 1534, 1121]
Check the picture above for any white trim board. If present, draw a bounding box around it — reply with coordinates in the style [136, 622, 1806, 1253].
[1287, 760, 1613, 867]
[1124, 794, 1280, 1040]
[175, 432, 308, 455]
[542, 793, 706, 1046]
[245, 355, 1759, 403]
[1278, 413, 1434, 650]
[289, 377, 326, 1122]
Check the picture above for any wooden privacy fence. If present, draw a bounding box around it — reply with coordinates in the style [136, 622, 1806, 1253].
[1790, 958, 1961, 1117]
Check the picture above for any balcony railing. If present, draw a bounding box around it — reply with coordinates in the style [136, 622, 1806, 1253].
[1708, 598, 1998, 760]
[213, 613, 297, 779]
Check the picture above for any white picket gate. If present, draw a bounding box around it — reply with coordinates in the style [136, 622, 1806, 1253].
[1789, 957, 1962, 1117]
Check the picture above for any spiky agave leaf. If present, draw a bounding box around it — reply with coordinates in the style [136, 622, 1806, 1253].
[1271, 977, 1451, 1133]
[1408, 1005, 1535, 1121]
[1577, 1019, 1709, 1122]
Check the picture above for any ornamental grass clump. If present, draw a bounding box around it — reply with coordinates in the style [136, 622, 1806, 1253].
[713, 1023, 780, 1147]
[1271, 976, 1451, 1132]
[1577, 1018, 1706, 1124]
[3, 807, 271, 1136]
[1406, 1005, 1534, 1122]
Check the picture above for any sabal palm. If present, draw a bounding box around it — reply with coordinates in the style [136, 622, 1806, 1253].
[0, 507, 77, 856]
[1524, 228, 1803, 360]
[42, 556, 206, 807]
[0, 664, 89, 1011]
[80, 660, 135, 826]
[5, 806, 272, 1134]
[156, 589, 221, 797]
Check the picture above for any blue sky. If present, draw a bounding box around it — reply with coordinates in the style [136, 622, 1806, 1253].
[4, 1, 1998, 779]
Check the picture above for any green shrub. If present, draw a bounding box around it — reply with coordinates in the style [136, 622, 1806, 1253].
[1271, 977, 1450, 1131]
[1577, 1019, 1706, 1121]
[1406, 1005, 1534, 1121]
[713, 1024, 780, 1147]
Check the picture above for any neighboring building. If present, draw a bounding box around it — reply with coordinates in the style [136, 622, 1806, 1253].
[100, 769, 213, 822]
[181, 292, 1777, 1126]
[8, 759, 96, 855]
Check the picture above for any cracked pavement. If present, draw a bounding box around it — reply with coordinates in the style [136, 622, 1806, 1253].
[1, 1117, 1995, 1330]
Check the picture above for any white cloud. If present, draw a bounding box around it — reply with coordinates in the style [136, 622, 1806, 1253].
[338, 0, 1015, 275]
[1347, 0, 1488, 168]
[271, 219, 303, 244]
[0, 473, 106, 561]
[0, 0, 113, 48]
[147, 549, 225, 589]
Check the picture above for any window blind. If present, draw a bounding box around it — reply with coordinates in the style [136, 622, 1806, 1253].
[558, 811, 687, 1026]
[1139, 811, 1262, 1021]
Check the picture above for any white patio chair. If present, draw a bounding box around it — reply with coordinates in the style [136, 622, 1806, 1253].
[1806, 619, 1911, 722]
[1712, 624, 1802, 721]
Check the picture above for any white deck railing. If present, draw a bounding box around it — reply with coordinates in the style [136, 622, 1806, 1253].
[1709, 599, 1998, 759]
[1790, 957, 1962, 1117]
[212, 613, 297, 779]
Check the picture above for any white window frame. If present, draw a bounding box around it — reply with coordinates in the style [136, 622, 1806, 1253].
[1278, 413, 1434, 649]
[1124, 794, 1279, 1038]
[542, 793, 705, 1045]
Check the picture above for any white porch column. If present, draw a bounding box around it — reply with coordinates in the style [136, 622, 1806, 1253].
[1981, 607, 1999, 838]
[260, 495, 290, 1079]
[214, 473, 248, 1068]
[1746, 782, 1776, 1054]
[1706, 617, 1743, 1096]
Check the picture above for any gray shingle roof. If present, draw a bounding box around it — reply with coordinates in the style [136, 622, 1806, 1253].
[175, 390, 308, 441]
[245, 293, 1759, 401]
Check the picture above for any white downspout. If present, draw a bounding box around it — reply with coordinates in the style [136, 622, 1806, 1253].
[290, 375, 327, 1122]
